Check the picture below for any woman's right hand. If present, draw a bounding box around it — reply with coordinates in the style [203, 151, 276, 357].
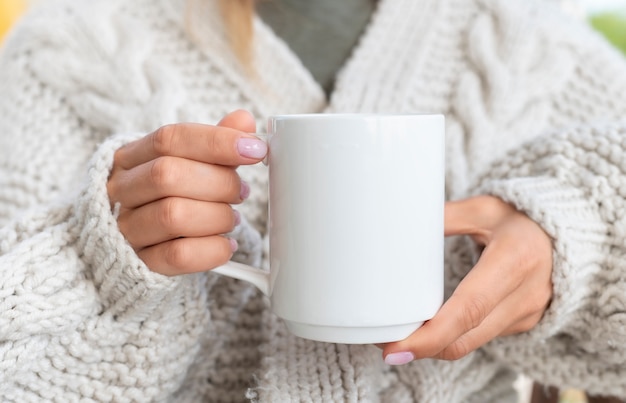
[106, 110, 267, 276]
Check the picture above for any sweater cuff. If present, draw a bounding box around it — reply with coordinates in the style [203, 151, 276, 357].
[73, 133, 180, 317]
[478, 176, 605, 340]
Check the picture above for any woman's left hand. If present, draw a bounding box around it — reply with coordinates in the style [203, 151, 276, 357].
[381, 195, 553, 364]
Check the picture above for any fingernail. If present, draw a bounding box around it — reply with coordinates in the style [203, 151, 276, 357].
[233, 210, 241, 226]
[229, 238, 239, 252]
[240, 180, 250, 200]
[237, 137, 267, 159]
[384, 352, 414, 366]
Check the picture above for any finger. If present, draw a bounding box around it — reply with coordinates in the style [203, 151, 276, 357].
[430, 216, 553, 359]
[109, 156, 246, 208]
[433, 286, 545, 360]
[383, 236, 524, 360]
[444, 199, 481, 237]
[218, 109, 257, 132]
[444, 196, 514, 240]
[114, 121, 266, 169]
[118, 198, 238, 249]
[139, 236, 236, 276]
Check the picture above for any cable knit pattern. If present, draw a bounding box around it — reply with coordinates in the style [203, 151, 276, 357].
[476, 123, 626, 397]
[2, 0, 626, 401]
[448, 0, 577, 196]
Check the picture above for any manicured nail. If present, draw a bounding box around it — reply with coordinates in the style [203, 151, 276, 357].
[240, 180, 250, 200]
[233, 210, 241, 226]
[229, 238, 239, 252]
[384, 352, 414, 366]
[237, 137, 267, 159]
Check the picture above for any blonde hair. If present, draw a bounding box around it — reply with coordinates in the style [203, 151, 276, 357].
[218, 0, 256, 66]
[185, 0, 256, 71]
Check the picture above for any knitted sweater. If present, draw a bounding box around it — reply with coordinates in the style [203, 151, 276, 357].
[1, 0, 626, 401]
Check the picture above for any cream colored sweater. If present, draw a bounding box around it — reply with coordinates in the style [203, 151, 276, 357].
[1, 0, 626, 401]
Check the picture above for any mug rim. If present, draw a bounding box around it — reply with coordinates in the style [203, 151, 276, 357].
[269, 112, 443, 120]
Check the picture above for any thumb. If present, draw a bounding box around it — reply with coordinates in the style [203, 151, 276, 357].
[445, 196, 515, 242]
[218, 109, 257, 133]
[444, 198, 481, 237]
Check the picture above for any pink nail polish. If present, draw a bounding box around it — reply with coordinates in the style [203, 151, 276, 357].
[229, 238, 239, 252]
[233, 210, 241, 226]
[240, 181, 250, 200]
[384, 352, 414, 366]
[237, 137, 267, 159]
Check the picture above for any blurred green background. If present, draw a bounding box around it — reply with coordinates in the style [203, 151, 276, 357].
[590, 10, 626, 55]
[581, 0, 626, 55]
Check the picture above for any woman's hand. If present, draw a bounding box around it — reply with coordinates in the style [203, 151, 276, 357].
[107, 110, 267, 276]
[382, 195, 553, 365]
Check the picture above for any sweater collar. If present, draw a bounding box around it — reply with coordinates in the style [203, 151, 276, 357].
[158, 0, 471, 116]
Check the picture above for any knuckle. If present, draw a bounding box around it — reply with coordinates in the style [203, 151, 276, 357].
[157, 198, 187, 235]
[461, 295, 489, 332]
[152, 124, 179, 156]
[163, 240, 191, 269]
[439, 339, 471, 361]
[150, 157, 179, 192]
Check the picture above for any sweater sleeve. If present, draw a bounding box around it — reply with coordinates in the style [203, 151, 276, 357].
[0, 130, 264, 401]
[0, 12, 263, 403]
[0, 133, 192, 400]
[474, 121, 626, 397]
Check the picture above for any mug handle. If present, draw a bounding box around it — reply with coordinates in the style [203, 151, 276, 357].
[212, 262, 270, 296]
[211, 133, 271, 296]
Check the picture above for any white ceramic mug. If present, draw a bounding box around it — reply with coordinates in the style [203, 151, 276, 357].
[213, 113, 445, 344]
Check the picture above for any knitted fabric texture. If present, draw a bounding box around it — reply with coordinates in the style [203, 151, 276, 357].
[1, 0, 626, 401]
